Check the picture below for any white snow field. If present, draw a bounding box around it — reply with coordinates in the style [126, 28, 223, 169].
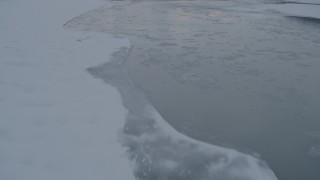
[0, 0, 134, 179]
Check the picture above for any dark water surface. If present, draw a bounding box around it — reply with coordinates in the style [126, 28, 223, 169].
[66, 1, 320, 179]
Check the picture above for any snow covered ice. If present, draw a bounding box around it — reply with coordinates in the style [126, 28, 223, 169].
[2, 0, 320, 179]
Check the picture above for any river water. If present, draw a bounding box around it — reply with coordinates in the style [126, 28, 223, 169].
[65, 1, 320, 179]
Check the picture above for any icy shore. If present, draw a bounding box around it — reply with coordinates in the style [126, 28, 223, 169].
[0, 0, 134, 179]
[3, 0, 319, 179]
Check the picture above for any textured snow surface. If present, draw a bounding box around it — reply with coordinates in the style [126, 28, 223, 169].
[0, 0, 134, 180]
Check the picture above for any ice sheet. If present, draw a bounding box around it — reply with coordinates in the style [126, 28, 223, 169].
[6, 0, 318, 179]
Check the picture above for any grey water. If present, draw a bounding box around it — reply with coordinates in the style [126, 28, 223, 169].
[65, 1, 320, 179]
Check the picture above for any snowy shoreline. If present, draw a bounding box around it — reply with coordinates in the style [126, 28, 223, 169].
[1, 0, 278, 179]
[0, 0, 135, 179]
[1, 0, 319, 179]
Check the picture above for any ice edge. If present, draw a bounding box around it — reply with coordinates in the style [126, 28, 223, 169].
[85, 39, 278, 180]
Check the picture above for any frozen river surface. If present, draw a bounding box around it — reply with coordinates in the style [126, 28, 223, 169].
[66, 0, 320, 179]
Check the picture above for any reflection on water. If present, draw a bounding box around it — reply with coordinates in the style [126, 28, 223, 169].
[65, 1, 320, 179]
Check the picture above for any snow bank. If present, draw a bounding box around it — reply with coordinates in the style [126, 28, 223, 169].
[0, 0, 134, 180]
